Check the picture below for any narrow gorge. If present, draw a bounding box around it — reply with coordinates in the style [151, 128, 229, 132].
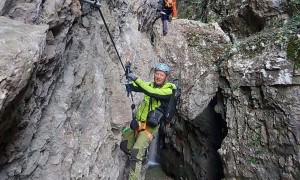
[0, 0, 299, 179]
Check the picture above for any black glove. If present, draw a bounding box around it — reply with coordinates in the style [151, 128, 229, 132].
[127, 73, 138, 81]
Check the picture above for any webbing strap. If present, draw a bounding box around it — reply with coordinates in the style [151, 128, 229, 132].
[144, 130, 153, 141]
[134, 121, 153, 141]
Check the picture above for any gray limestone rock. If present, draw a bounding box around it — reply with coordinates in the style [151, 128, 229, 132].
[218, 23, 300, 179]
[178, 0, 290, 40]
[0, 0, 300, 180]
[0, 16, 48, 137]
[0, 0, 161, 179]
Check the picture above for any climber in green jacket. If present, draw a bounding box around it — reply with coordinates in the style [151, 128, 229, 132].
[120, 63, 176, 180]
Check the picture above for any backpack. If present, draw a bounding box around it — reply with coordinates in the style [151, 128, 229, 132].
[164, 81, 181, 124]
[164, 0, 173, 8]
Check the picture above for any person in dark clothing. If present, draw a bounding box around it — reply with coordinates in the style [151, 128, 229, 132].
[158, 0, 174, 35]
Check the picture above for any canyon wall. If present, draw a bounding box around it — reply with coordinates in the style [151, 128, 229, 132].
[0, 0, 299, 179]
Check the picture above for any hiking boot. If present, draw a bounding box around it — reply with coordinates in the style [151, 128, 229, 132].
[163, 31, 167, 36]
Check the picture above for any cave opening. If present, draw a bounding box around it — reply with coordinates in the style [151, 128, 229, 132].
[219, 5, 266, 40]
[203, 91, 228, 179]
[241, 6, 266, 34]
[152, 89, 228, 179]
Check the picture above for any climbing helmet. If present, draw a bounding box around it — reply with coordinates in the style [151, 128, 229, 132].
[155, 63, 170, 75]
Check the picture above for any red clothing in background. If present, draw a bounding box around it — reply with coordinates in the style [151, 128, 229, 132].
[172, 0, 177, 17]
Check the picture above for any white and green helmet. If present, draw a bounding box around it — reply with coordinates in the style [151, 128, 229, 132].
[155, 63, 170, 75]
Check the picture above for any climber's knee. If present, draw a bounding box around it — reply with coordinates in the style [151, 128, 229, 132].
[120, 140, 131, 155]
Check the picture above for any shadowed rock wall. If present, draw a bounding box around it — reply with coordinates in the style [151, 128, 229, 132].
[0, 0, 299, 179]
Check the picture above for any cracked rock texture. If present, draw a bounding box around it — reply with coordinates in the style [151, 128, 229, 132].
[218, 26, 300, 179]
[178, 0, 291, 40]
[151, 19, 229, 179]
[0, 0, 300, 179]
[0, 0, 171, 179]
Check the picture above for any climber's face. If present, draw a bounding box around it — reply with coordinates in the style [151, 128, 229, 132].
[154, 70, 167, 86]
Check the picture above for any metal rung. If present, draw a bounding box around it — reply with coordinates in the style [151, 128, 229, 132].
[80, 0, 101, 8]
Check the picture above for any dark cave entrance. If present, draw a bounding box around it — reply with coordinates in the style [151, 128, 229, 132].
[157, 89, 228, 179]
[203, 90, 228, 179]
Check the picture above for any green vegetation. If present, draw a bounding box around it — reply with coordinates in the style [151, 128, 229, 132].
[252, 135, 261, 148]
[289, 0, 300, 15]
[286, 1, 300, 68]
[249, 158, 258, 165]
[287, 36, 300, 69]
[231, 83, 240, 91]
[187, 32, 200, 46]
[182, 0, 300, 70]
[178, 0, 213, 22]
[219, 10, 300, 62]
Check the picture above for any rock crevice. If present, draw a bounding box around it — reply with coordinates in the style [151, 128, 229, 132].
[0, 0, 299, 179]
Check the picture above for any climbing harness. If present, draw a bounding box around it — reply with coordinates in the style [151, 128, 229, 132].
[135, 121, 153, 142]
[80, 0, 136, 121]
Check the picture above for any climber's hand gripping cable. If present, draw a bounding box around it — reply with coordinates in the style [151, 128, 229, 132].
[125, 62, 132, 97]
[125, 62, 136, 110]
[124, 62, 137, 127]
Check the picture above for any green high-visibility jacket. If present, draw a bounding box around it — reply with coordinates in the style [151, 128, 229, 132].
[130, 78, 176, 122]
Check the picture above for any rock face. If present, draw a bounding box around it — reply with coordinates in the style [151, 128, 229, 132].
[0, 0, 170, 179]
[0, 17, 48, 178]
[0, 0, 124, 179]
[218, 24, 300, 179]
[0, 16, 48, 118]
[170, 0, 300, 179]
[178, 0, 291, 40]
[0, 16, 49, 178]
[0, 0, 300, 179]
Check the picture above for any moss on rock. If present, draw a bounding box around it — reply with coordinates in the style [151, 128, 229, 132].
[287, 35, 300, 68]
